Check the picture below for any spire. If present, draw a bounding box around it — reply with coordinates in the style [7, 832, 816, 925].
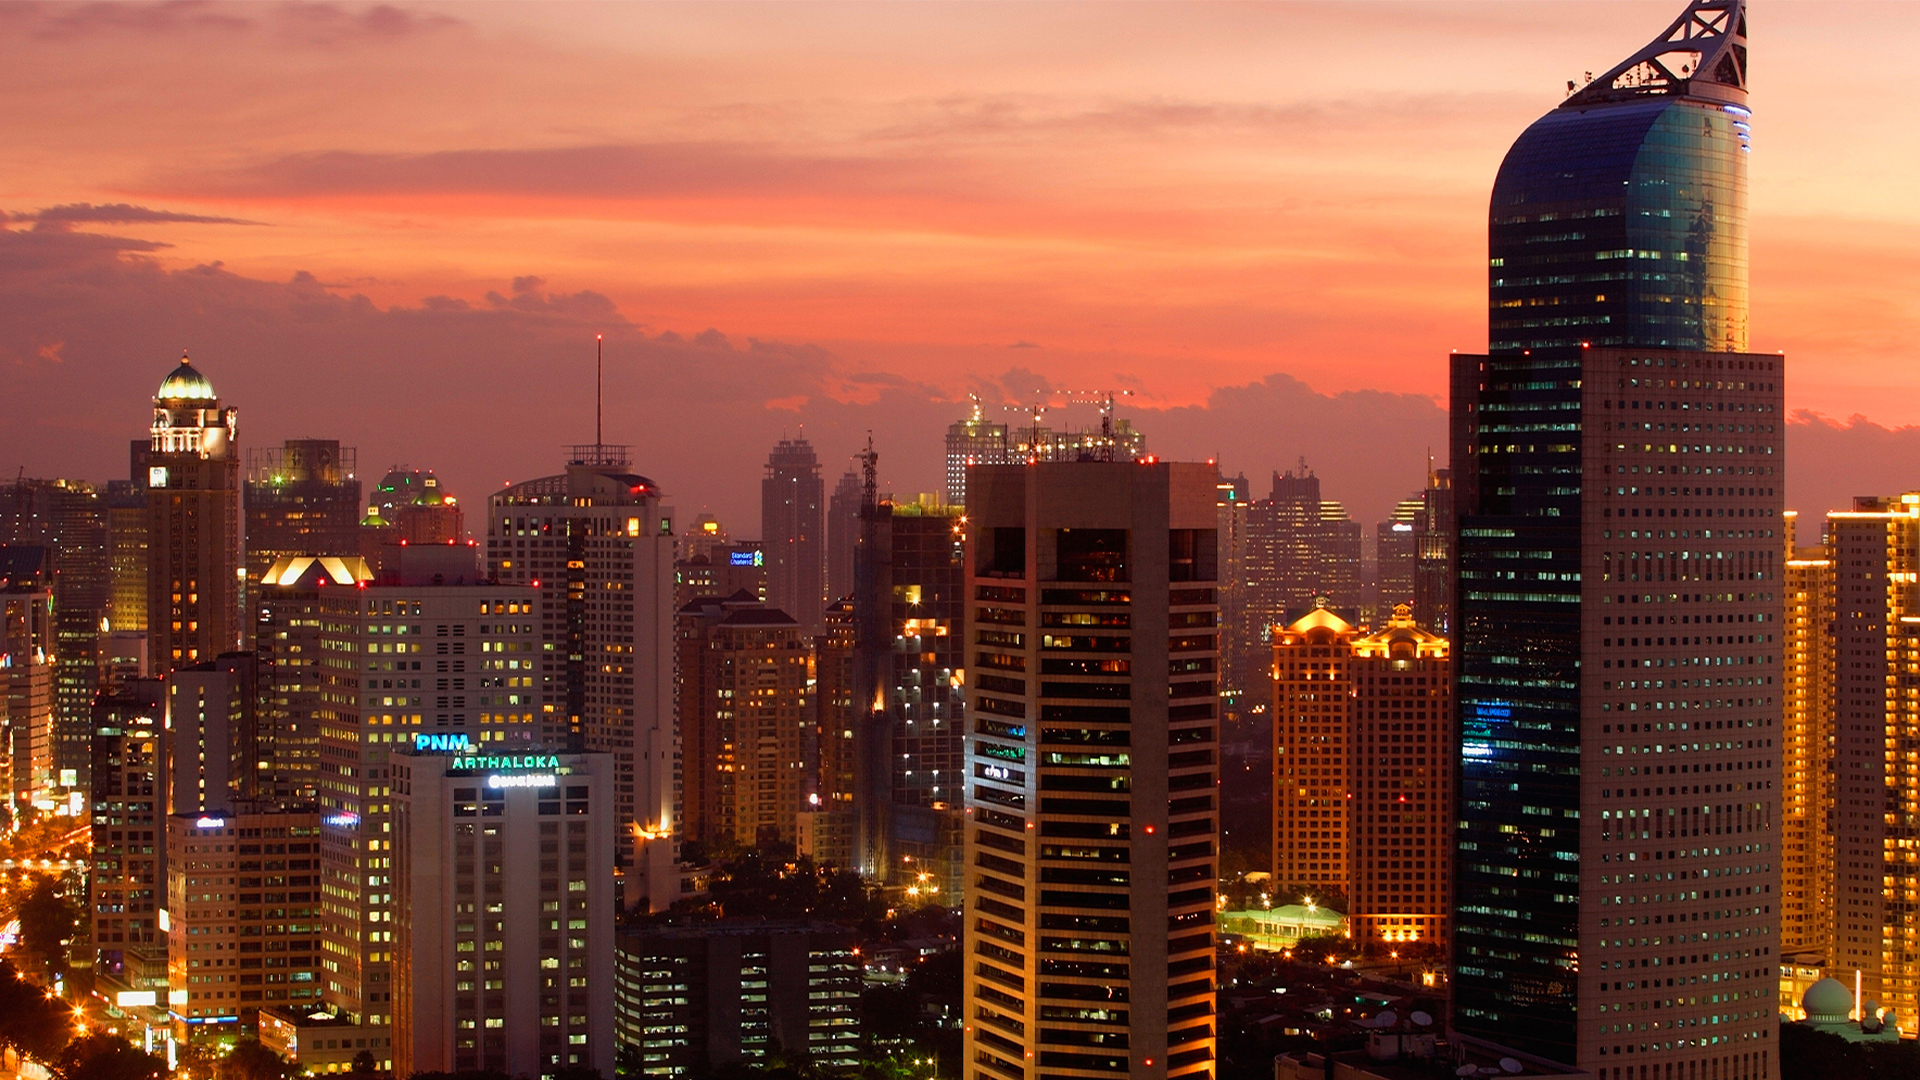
[1562, 0, 1746, 109]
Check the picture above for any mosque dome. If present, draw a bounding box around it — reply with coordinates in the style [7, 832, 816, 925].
[1803, 978, 1853, 1024]
[157, 354, 217, 401]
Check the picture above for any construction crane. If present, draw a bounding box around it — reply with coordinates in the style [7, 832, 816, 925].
[1063, 389, 1136, 461]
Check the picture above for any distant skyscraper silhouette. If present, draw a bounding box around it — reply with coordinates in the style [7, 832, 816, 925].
[762, 437, 825, 635]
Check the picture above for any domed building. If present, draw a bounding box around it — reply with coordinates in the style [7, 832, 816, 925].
[1786, 976, 1901, 1042]
[144, 352, 241, 674]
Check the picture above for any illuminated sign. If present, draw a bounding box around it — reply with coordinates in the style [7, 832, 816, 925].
[148, 466, 169, 488]
[729, 550, 765, 567]
[486, 773, 558, 789]
[414, 732, 472, 753]
[195, 816, 226, 829]
[116, 991, 158, 1008]
[450, 753, 562, 773]
[324, 812, 360, 828]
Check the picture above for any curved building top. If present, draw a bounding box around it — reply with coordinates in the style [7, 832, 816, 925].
[157, 352, 218, 401]
[1489, 0, 1749, 354]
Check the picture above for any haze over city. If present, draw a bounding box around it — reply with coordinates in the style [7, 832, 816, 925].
[4, 0, 1920, 531]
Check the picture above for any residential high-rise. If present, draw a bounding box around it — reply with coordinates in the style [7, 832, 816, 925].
[164, 806, 326, 1029]
[1271, 605, 1452, 953]
[245, 440, 362, 587]
[675, 593, 811, 850]
[90, 678, 168, 1016]
[827, 468, 861, 607]
[804, 598, 859, 869]
[255, 556, 375, 801]
[391, 747, 617, 1080]
[1, 478, 110, 795]
[854, 495, 966, 892]
[1451, 3, 1781, 1072]
[1778, 514, 1834, 970]
[1823, 496, 1920, 1022]
[145, 354, 242, 675]
[962, 460, 1220, 1080]
[1, 546, 55, 807]
[762, 438, 825, 636]
[944, 399, 1009, 508]
[488, 449, 677, 907]
[613, 920, 861, 1077]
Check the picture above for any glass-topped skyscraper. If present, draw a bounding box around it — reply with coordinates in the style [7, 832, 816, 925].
[1490, 4, 1750, 355]
[1452, 3, 1785, 1076]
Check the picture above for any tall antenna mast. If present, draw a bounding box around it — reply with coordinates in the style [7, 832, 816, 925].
[596, 333, 604, 449]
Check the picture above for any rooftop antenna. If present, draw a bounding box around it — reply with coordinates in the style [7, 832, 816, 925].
[595, 333, 603, 449]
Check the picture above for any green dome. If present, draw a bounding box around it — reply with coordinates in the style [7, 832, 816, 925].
[157, 354, 217, 401]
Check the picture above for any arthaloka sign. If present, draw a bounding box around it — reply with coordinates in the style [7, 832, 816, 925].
[449, 753, 563, 773]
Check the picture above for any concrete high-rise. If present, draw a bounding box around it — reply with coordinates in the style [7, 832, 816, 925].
[488, 448, 677, 907]
[391, 748, 617, 1080]
[762, 438, 825, 635]
[166, 653, 261, 812]
[827, 467, 860, 607]
[146, 354, 242, 675]
[675, 593, 811, 850]
[90, 678, 168, 1017]
[804, 597, 859, 869]
[1412, 468, 1455, 636]
[962, 460, 1219, 1080]
[0, 546, 55, 807]
[1374, 494, 1424, 624]
[1451, 3, 1782, 1074]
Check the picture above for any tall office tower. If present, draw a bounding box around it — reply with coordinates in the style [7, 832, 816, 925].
[146, 354, 242, 676]
[165, 806, 326, 1028]
[301, 570, 541, 1030]
[1777, 514, 1833, 969]
[107, 478, 150, 633]
[1824, 495, 1920, 1021]
[673, 540, 767, 613]
[804, 598, 859, 868]
[391, 748, 617, 1080]
[613, 920, 861, 1075]
[254, 557, 375, 800]
[1214, 474, 1252, 722]
[366, 467, 465, 544]
[1451, 3, 1782, 1073]
[488, 449, 677, 906]
[962, 460, 1220, 1080]
[1412, 468, 1455, 636]
[246, 440, 362, 584]
[855, 496, 966, 892]
[1374, 494, 1424, 624]
[166, 653, 261, 812]
[1247, 467, 1364, 634]
[675, 593, 811, 849]
[827, 467, 861, 605]
[91, 678, 168, 1012]
[763, 438, 825, 636]
[945, 399, 1009, 508]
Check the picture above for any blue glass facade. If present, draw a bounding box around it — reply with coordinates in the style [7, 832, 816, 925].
[1490, 99, 1749, 354]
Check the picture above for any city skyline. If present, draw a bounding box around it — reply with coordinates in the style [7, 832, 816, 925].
[5, 2, 1920, 533]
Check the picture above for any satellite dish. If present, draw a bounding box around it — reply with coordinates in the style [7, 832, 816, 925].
[1376, 1010, 1398, 1027]
[1500, 1059, 1525, 1075]
[1411, 1010, 1434, 1026]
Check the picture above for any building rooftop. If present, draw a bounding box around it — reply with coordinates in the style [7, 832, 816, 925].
[157, 353, 217, 401]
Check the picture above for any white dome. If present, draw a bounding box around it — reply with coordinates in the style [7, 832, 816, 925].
[1803, 977, 1852, 1023]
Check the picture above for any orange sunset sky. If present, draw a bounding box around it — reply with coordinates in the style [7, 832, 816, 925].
[3, 0, 1917, 530]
